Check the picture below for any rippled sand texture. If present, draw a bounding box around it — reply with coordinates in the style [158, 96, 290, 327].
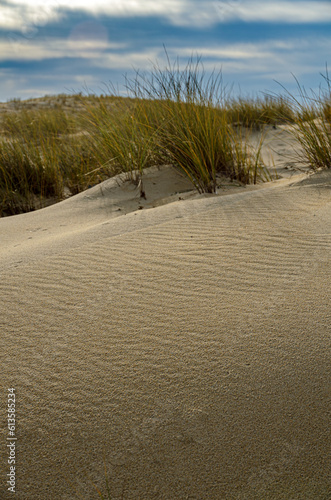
[1, 169, 330, 499]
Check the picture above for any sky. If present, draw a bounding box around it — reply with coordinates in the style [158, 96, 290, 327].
[0, 0, 330, 102]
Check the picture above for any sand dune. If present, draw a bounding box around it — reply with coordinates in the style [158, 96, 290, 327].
[1, 132, 330, 499]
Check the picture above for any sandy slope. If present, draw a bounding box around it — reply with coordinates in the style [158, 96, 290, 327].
[0, 129, 330, 499]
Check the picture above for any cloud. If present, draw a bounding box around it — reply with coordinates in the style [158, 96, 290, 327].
[0, 0, 64, 30]
[0, 36, 127, 61]
[224, 1, 331, 23]
[1, 1, 331, 31]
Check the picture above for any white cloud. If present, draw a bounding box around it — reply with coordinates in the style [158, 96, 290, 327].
[0, 1, 64, 30]
[226, 1, 331, 23]
[1, 1, 331, 31]
[94, 48, 163, 70]
[0, 6, 25, 30]
[0, 36, 127, 62]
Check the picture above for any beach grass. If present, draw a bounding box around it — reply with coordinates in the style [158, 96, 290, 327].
[80, 94, 161, 193]
[0, 107, 112, 216]
[279, 72, 331, 171]
[0, 107, 75, 140]
[121, 55, 271, 193]
[225, 94, 295, 129]
[1, 57, 330, 217]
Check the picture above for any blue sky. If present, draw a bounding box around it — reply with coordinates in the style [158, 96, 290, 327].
[0, 0, 330, 102]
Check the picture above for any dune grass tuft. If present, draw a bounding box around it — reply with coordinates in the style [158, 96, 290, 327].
[0, 108, 109, 216]
[279, 72, 331, 171]
[122, 54, 270, 193]
[80, 94, 161, 195]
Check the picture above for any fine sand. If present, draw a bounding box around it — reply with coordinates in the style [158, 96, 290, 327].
[0, 126, 330, 499]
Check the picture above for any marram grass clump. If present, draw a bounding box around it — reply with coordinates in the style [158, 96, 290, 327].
[80, 95, 162, 190]
[280, 74, 331, 171]
[122, 55, 270, 193]
[0, 135, 110, 217]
